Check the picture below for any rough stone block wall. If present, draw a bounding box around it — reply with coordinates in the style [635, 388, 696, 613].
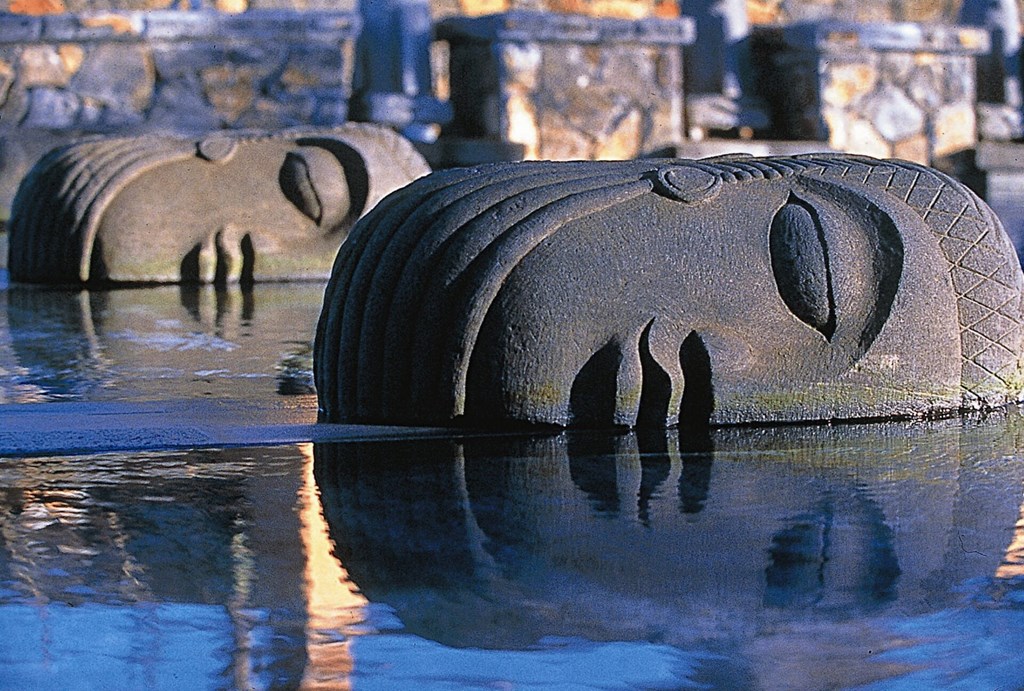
[0, 10, 357, 134]
[752, 22, 988, 165]
[433, 1, 677, 19]
[746, 0, 1008, 25]
[440, 11, 693, 160]
[5, 0, 352, 11]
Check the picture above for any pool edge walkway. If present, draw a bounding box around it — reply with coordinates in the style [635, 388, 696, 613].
[0, 397, 463, 457]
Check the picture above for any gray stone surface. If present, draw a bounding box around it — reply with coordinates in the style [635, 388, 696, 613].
[752, 21, 987, 165]
[977, 102, 1024, 141]
[439, 11, 693, 161]
[0, 15, 42, 43]
[7, 124, 430, 284]
[0, 130, 63, 219]
[768, 20, 990, 53]
[960, 0, 1022, 108]
[683, 0, 770, 137]
[439, 11, 694, 44]
[976, 140, 1024, 262]
[0, 10, 358, 133]
[315, 154, 1024, 429]
[21, 87, 80, 128]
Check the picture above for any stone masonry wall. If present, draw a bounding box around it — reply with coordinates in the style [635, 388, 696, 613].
[439, 11, 693, 160]
[746, 0, 965, 24]
[6, 0, 352, 12]
[0, 10, 357, 134]
[752, 22, 988, 165]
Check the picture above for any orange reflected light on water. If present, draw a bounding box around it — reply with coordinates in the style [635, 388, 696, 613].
[297, 443, 368, 690]
[996, 491, 1024, 579]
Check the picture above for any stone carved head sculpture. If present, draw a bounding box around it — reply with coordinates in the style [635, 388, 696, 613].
[7, 124, 430, 284]
[314, 155, 1024, 427]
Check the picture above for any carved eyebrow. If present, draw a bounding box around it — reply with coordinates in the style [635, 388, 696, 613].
[769, 194, 837, 341]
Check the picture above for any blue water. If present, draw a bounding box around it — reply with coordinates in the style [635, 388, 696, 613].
[0, 282, 321, 404]
[1, 281, 1024, 689]
[0, 421, 1022, 689]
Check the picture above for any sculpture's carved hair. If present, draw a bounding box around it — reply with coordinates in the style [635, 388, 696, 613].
[8, 123, 426, 284]
[315, 155, 1024, 424]
[9, 136, 193, 283]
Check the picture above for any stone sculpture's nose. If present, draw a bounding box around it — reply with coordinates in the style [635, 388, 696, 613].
[193, 226, 251, 285]
[537, 322, 721, 429]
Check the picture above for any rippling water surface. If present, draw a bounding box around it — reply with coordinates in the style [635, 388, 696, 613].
[1, 275, 1024, 689]
[0, 281, 322, 404]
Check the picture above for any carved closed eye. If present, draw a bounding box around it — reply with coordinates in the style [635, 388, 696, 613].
[279, 147, 351, 233]
[769, 195, 836, 341]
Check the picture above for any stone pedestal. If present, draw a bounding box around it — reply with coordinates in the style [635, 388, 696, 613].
[751, 21, 988, 165]
[977, 141, 1024, 263]
[959, 0, 1023, 141]
[438, 11, 694, 160]
[0, 10, 358, 134]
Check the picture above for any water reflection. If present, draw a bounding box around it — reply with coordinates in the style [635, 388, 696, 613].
[0, 283, 323, 404]
[315, 415, 1024, 687]
[1, 417, 1023, 688]
[0, 443, 365, 688]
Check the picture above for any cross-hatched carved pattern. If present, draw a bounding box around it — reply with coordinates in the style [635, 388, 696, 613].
[802, 157, 1024, 403]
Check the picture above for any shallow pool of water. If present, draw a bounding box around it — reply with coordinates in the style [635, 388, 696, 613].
[2, 275, 1024, 689]
[0, 280, 322, 405]
[0, 419, 1022, 689]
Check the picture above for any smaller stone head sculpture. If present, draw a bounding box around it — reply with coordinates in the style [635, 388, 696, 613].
[7, 124, 430, 284]
[315, 154, 1024, 428]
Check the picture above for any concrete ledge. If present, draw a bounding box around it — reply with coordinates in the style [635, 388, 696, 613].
[438, 10, 695, 46]
[651, 139, 837, 159]
[0, 397, 474, 457]
[755, 21, 989, 54]
[976, 141, 1024, 170]
[0, 10, 360, 45]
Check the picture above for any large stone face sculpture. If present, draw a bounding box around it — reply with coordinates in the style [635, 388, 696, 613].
[7, 124, 430, 284]
[314, 154, 1024, 428]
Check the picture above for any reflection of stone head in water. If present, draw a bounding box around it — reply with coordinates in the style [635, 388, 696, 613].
[312, 421, 1024, 648]
[315, 154, 1024, 427]
[8, 124, 430, 285]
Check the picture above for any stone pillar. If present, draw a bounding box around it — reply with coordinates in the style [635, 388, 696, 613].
[958, 0, 1023, 140]
[683, 0, 769, 138]
[351, 0, 452, 142]
[751, 21, 989, 165]
[976, 141, 1024, 262]
[437, 11, 694, 161]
